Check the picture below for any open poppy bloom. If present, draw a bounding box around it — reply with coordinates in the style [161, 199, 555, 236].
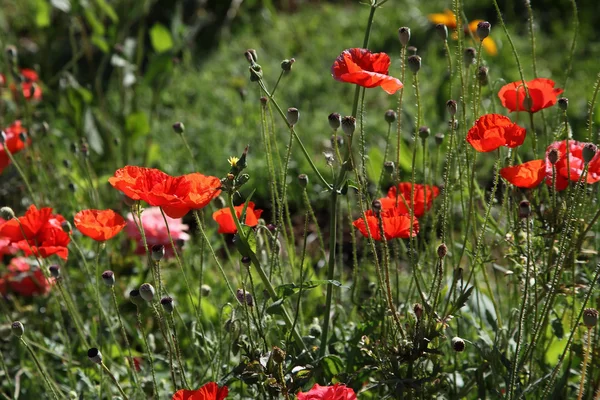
[1, 69, 42, 101]
[428, 10, 497, 55]
[125, 207, 190, 258]
[108, 166, 222, 218]
[172, 382, 228, 400]
[467, 114, 526, 152]
[498, 78, 563, 113]
[0, 205, 70, 259]
[0, 257, 53, 297]
[353, 198, 419, 241]
[545, 140, 600, 191]
[386, 183, 440, 218]
[0, 218, 19, 256]
[74, 209, 127, 242]
[297, 383, 357, 400]
[212, 202, 263, 234]
[1, 120, 30, 174]
[331, 48, 403, 94]
[500, 159, 546, 189]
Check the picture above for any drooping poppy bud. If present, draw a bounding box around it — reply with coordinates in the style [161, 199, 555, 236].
[452, 337, 465, 352]
[476, 21, 491, 40]
[101, 270, 115, 287]
[435, 24, 448, 41]
[11, 321, 24, 337]
[287, 107, 299, 126]
[446, 100, 457, 116]
[160, 296, 174, 314]
[398, 27, 411, 47]
[328, 113, 341, 130]
[88, 348, 103, 364]
[558, 97, 568, 111]
[298, 174, 309, 188]
[583, 143, 597, 164]
[341, 116, 356, 136]
[407, 55, 421, 74]
[384, 109, 397, 124]
[139, 283, 155, 302]
[583, 308, 599, 328]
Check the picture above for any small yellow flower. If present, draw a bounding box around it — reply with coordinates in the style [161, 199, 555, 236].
[228, 156, 239, 167]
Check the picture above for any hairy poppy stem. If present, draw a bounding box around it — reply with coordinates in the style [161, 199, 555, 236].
[100, 362, 129, 400]
[135, 306, 159, 395]
[110, 287, 141, 392]
[19, 338, 63, 400]
[577, 327, 593, 400]
[2, 144, 36, 203]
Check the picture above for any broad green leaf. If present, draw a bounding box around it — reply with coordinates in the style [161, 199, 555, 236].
[149, 23, 173, 53]
[320, 355, 344, 380]
[125, 112, 150, 140]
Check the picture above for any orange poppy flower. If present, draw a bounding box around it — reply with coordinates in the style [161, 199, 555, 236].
[498, 78, 563, 113]
[331, 48, 403, 94]
[1, 120, 30, 174]
[500, 159, 546, 189]
[172, 382, 229, 400]
[352, 199, 419, 241]
[428, 10, 497, 55]
[386, 183, 440, 218]
[297, 383, 357, 400]
[74, 209, 127, 241]
[545, 140, 600, 191]
[212, 202, 263, 234]
[0, 205, 70, 259]
[108, 166, 222, 218]
[467, 114, 526, 152]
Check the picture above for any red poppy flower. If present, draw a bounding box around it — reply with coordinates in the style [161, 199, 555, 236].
[74, 209, 127, 241]
[0, 218, 18, 256]
[2, 69, 43, 101]
[386, 183, 440, 218]
[332, 48, 403, 94]
[352, 199, 419, 241]
[212, 202, 263, 234]
[498, 78, 563, 113]
[0, 257, 52, 297]
[172, 382, 228, 400]
[466, 114, 526, 152]
[500, 159, 546, 189]
[1, 120, 30, 174]
[0, 205, 70, 259]
[545, 140, 600, 191]
[297, 383, 357, 400]
[108, 166, 221, 218]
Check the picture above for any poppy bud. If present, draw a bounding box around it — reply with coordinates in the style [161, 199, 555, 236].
[328, 113, 341, 130]
[151, 244, 165, 261]
[298, 174, 309, 188]
[446, 100, 457, 116]
[413, 303, 423, 319]
[418, 126, 430, 140]
[139, 283, 155, 302]
[583, 308, 599, 328]
[476, 21, 491, 40]
[384, 109, 397, 124]
[160, 296, 174, 314]
[244, 49, 257, 64]
[372, 199, 382, 213]
[341, 116, 356, 136]
[281, 58, 295, 72]
[398, 27, 411, 47]
[435, 24, 448, 41]
[435, 132, 445, 145]
[287, 107, 299, 126]
[101, 270, 115, 287]
[201, 284, 212, 297]
[241, 256, 251, 267]
[11, 321, 24, 337]
[583, 143, 597, 163]
[5, 45, 17, 63]
[558, 97, 568, 111]
[49, 264, 60, 278]
[452, 337, 465, 352]
[236, 289, 254, 307]
[172, 122, 185, 134]
[463, 47, 476, 66]
[272, 346, 286, 364]
[61, 221, 72, 233]
[437, 243, 448, 258]
[383, 161, 395, 174]
[407, 46, 418, 55]
[249, 64, 262, 82]
[477, 66, 489, 86]
[548, 148, 560, 165]
[407, 55, 421, 74]
[129, 289, 144, 306]
[0, 206, 15, 220]
[88, 348, 103, 364]
[518, 200, 531, 219]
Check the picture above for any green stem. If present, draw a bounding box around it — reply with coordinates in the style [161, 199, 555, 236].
[319, 189, 338, 358]
[100, 362, 129, 400]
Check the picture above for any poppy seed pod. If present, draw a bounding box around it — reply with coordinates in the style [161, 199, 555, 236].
[61, 220, 72, 233]
[407, 55, 421, 74]
[241, 256, 251, 267]
[287, 107, 299, 126]
[384, 110, 397, 124]
[583, 143, 597, 163]
[139, 283, 155, 302]
[341, 116, 356, 136]
[463, 47, 476, 66]
[558, 97, 568, 111]
[0, 206, 15, 220]
[201, 284, 212, 297]
[477, 66, 489, 86]
[383, 161, 395, 174]
[129, 289, 144, 306]
[281, 58, 295, 72]
[371, 199, 382, 213]
[435, 132, 445, 145]
[11, 321, 24, 337]
[452, 337, 465, 352]
[328, 113, 341, 130]
[548, 148, 560, 165]
[298, 174, 309, 188]
[151, 244, 165, 261]
[236, 289, 254, 307]
[88, 348, 103, 364]
[446, 100, 457, 116]
[398, 27, 411, 47]
[518, 200, 531, 219]
[435, 24, 448, 41]
[101, 270, 115, 287]
[583, 308, 599, 328]
[160, 296, 174, 313]
[172, 122, 185, 134]
[49, 264, 60, 278]
[437, 243, 448, 258]
[418, 126, 430, 140]
[476, 21, 491, 40]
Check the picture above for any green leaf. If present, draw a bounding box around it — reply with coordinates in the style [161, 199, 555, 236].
[275, 280, 342, 300]
[34, 0, 51, 27]
[448, 285, 474, 315]
[84, 108, 104, 155]
[266, 298, 284, 315]
[91, 35, 110, 53]
[367, 146, 383, 184]
[149, 23, 174, 53]
[95, 0, 118, 22]
[84, 9, 105, 36]
[125, 112, 150, 140]
[320, 355, 344, 380]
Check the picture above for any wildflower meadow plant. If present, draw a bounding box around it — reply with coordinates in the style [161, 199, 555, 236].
[2, 0, 600, 399]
